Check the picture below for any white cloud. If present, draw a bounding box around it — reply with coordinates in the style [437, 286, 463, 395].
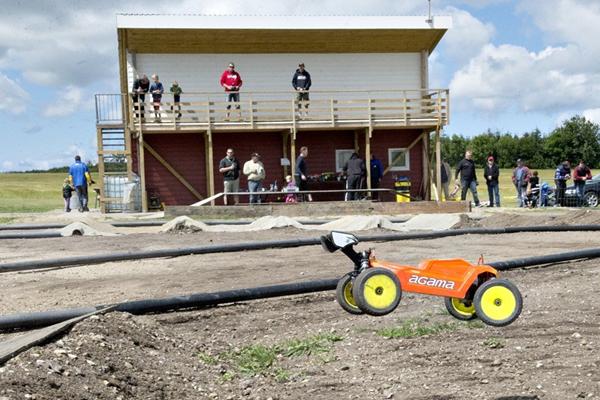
[441, 7, 495, 62]
[583, 108, 600, 125]
[449, 43, 600, 113]
[0, 73, 29, 114]
[43, 86, 84, 117]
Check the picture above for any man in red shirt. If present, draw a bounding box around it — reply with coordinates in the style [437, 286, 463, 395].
[573, 160, 592, 206]
[220, 62, 243, 120]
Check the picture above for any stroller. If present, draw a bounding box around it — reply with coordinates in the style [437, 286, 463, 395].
[525, 182, 555, 208]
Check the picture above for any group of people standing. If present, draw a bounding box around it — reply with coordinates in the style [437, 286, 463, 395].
[450, 150, 593, 207]
[132, 62, 312, 121]
[218, 146, 313, 205]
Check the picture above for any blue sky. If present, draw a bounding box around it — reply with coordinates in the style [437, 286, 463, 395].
[1, 0, 599, 171]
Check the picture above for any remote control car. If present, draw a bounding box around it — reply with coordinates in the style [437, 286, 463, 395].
[321, 231, 522, 327]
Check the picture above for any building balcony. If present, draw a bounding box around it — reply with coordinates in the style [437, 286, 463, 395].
[95, 89, 449, 132]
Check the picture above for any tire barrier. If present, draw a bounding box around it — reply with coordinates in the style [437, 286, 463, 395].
[0, 279, 338, 332]
[3, 224, 600, 273]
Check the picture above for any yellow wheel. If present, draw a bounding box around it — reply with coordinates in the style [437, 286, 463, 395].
[352, 268, 401, 316]
[444, 297, 477, 321]
[474, 279, 522, 327]
[336, 273, 363, 315]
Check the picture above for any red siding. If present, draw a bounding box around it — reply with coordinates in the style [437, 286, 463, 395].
[132, 129, 425, 205]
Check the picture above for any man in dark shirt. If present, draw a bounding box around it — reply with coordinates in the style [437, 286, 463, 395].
[455, 150, 480, 206]
[483, 156, 500, 207]
[573, 160, 592, 206]
[132, 74, 150, 120]
[554, 161, 571, 206]
[292, 63, 312, 118]
[218, 148, 241, 205]
[343, 152, 366, 201]
[295, 146, 312, 202]
[370, 154, 384, 201]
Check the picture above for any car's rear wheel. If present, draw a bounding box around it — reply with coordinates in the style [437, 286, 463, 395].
[584, 191, 599, 207]
[444, 297, 477, 321]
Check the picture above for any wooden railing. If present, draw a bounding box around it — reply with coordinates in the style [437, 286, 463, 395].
[96, 89, 449, 131]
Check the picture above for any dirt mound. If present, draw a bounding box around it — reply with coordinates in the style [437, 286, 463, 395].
[457, 210, 600, 229]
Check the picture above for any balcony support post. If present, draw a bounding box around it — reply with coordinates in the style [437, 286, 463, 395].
[435, 126, 442, 202]
[137, 119, 148, 212]
[365, 127, 372, 199]
[282, 131, 290, 177]
[205, 129, 215, 206]
[422, 130, 431, 201]
[290, 128, 296, 181]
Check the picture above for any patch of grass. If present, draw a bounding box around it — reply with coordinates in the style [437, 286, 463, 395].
[219, 332, 344, 379]
[0, 217, 15, 224]
[377, 319, 458, 339]
[482, 337, 505, 349]
[234, 344, 278, 375]
[0, 172, 69, 212]
[465, 320, 485, 329]
[282, 333, 343, 357]
[197, 351, 218, 365]
[219, 371, 235, 383]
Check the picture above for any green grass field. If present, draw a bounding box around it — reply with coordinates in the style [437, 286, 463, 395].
[0, 172, 68, 213]
[0, 169, 560, 213]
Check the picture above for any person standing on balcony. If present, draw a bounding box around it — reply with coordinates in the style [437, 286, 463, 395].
[484, 156, 500, 207]
[132, 74, 149, 120]
[455, 150, 480, 206]
[243, 153, 265, 204]
[295, 146, 313, 202]
[220, 62, 243, 120]
[292, 63, 312, 119]
[219, 148, 241, 205]
[573, 160, 592, 206]
[149, 74, 164, 122]
[343, 152, 366, 201]
[370, 154, 383, 201]
[69, 155, 95, 212]
[170, 81, 182, 119]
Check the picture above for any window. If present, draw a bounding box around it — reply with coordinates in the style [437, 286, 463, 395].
[335, 149, 355, 173]
[388, 148, 410, 171]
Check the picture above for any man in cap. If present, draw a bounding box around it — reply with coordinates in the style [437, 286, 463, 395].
[243, 152, 266, 204]
[292, 63, 312, 118]
[483, 155, 500, 207]
[512, 158, 530, 207]
[220, 62, 243, 120]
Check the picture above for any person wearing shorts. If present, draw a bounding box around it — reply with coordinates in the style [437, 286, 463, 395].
[292, 63, 312, 118]
[219, 148, 241, 205]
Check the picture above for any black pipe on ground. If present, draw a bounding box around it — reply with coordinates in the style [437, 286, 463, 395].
[3, 245, 600, 331]
[0, 232, 62, 239]
[3, 225, 600, 273]
[0, 279, 338, 331]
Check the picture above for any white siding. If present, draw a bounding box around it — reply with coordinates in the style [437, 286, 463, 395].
[134, 53, 422, 96]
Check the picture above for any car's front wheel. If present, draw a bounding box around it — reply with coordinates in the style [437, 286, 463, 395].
[584, 191, 599, 207]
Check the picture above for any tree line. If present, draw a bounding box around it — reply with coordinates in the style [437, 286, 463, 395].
[439, 116, 600, 169]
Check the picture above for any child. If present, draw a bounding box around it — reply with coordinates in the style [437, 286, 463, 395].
[62, 178, 74, 212]
[282, 175, 298, 203]
[170, 81, 182, 119]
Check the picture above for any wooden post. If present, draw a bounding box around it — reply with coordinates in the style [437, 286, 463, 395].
[420, 50, 429, 90]
[354, 130, 359, 153]
[290, 128, 296, 180]
[137, 120, 148, 212]
[365, 128, 372, 199]
[435, 127, 442, 201]
[205, 130, 215, 205]
[422, 130, 430, 201]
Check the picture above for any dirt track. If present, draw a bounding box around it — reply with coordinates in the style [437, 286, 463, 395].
[1, 211, 600, 399]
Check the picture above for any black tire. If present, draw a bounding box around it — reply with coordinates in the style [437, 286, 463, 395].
[584, 191, 599, 207]
[444, 297, 477, 321]
[336, 273, 363, 315]
[473, 279, 523, 327]
[352, 268, 401, 316]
